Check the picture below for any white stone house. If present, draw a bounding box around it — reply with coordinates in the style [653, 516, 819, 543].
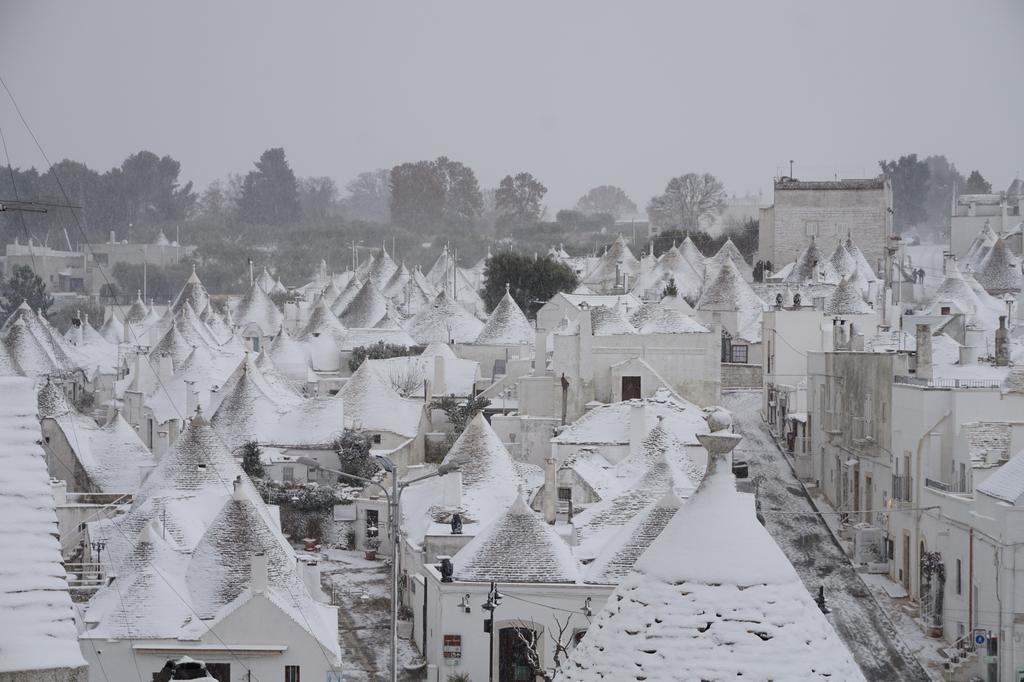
[82, 415, 342, 680]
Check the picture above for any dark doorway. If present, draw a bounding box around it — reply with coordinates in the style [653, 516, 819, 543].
[499, 627, 538, 682]
[205, 663, 230, 682]
[621, 375, 641, 401]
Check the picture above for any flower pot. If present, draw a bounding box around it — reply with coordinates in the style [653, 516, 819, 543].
[364, 549, 377, 561]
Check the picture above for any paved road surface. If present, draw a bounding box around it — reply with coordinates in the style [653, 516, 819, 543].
[723, 391, 932, 681]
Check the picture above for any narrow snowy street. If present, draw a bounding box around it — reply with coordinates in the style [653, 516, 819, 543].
[318, 550, 421, 682]
[722, 390, 933, 681]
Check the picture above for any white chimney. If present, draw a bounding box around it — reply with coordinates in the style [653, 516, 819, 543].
[578, 309, 593, 381]
[185, 380, 198, 417]
[441, 470, 462, 508]
[109, 230, 116, 244]
[629, 403, 646, 454]
[433, 355, 446, 397]
[157, 354, 174, 384]
[543, 457, 557, 524]
[251, 552, 268, 594]
[50, 479, 67, 506]
[153, 428, 169, 459]
[533, 328, 545, 376]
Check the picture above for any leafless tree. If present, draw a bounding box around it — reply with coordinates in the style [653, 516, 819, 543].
[510, 614, 577, 681]
[386, 362, 424, 398]
[647, 172, 726, 233]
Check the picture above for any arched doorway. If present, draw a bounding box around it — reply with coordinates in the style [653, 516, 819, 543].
[495, 621, 544, 682]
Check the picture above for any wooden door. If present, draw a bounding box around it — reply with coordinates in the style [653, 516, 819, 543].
[621, 376, 641, 401]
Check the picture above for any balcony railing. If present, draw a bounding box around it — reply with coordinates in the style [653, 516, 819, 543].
[925, 477, 973, 496]
[892, 474, 913, 503]
[894, 376, 1002, 390]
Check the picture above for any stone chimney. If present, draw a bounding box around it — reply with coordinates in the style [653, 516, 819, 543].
[433, 355, 446, 397]
[543, 457, 557, 524]
[695, 408, 743, 490]
[629, 402, 646, 454]
[832, 320, 847, 351]
[915, 324, 933, 379]
[251, 552, 268, 594]
[109, 230, 116, 244]
[995, 316, 1009, 367]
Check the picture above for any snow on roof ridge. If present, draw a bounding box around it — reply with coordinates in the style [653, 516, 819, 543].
[37, 377, 74, 418]
[975, 237, 1022, 293]
[299, 298, 348, 344]
[406, 291, 484, 344]
[0, 376, 86, 672]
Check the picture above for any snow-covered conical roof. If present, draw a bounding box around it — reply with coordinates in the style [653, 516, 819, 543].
[149, 322, 194, 371]
[845, 235, 878, 281]
[582, 235, 641, 290]
[824, 276, 872, 315]
[125, 290, 149, 323]
[561, 429, 866, 681]
[966, 222, 999, 269]
[475, 290, 533, 345]
[975, 237, 1022, 294]
[382, 263, 411, 299]
[339, 279, 388, 329]
[133, 413, 241, 506]
[233, 282, 284, 336]
[170, 265, 210, 317]
[255, 265, 275, 293]
[828, 239, 858, 280]
[175, 301, 218, 349]
[588, 305, 637, 335]
[405, 291, 484, 344]
[678, 235, 706, 276]
[361, 248, 398, 291]
[269, 327, 310, 384]
[186, 491, 298, 618]
[200, 305, 233, 344]
[330, 277, 363, 317]
[76, 411, 156, 493]
[635, 305, 709, 334]
[299, 298, 348, 345]
[585, 489, 682, 584]
[318, 279, 342, 308]
[785, 237, 839, 284]
[452, 492, 580, 583]
[37, 377, 74, 418]
[440, 413, 522, 520]
[923, 259, 984, 317]
[3, 316, 61, 378]
[99, 312, 124, 344]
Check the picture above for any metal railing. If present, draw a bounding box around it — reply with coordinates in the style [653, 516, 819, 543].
[895, 375, 1002, 390]
[892, 474, 913, 503]
[64, 562, 106, 590]
[925, 477, 973, 495]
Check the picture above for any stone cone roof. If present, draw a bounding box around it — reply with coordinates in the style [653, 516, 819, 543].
[339, 279, 388, 329]
[475, 291, 533, 345]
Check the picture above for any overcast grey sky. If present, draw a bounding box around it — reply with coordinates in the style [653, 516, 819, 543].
[0, 1, 1021, 213]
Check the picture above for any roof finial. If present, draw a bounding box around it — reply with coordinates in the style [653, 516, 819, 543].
[505, 282, 510, 294]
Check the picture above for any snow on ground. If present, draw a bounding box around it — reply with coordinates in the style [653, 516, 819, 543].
[317, 549, 420, 682]
[722, 390, 932, 681]
[906, 243, 948, 298]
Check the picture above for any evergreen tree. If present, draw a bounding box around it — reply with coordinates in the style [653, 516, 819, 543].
[482, 251, 577, 317]
[0, 265, 53, 323]
[333, 429, 379, 480]
[240, 440, 265, 479]
[879, 154, 930, 231]
[237, 148, 301, 225]
[964, 170, 992, 194]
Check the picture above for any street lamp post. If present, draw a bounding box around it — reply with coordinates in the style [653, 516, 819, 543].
[481, 581, 503, 682]
[297, 455, 459, 682]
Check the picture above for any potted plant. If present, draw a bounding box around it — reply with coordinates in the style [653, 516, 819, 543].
[364, 536, 381, 561]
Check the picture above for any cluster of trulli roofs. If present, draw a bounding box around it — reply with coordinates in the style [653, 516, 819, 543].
[1, 227, 1021, 681]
